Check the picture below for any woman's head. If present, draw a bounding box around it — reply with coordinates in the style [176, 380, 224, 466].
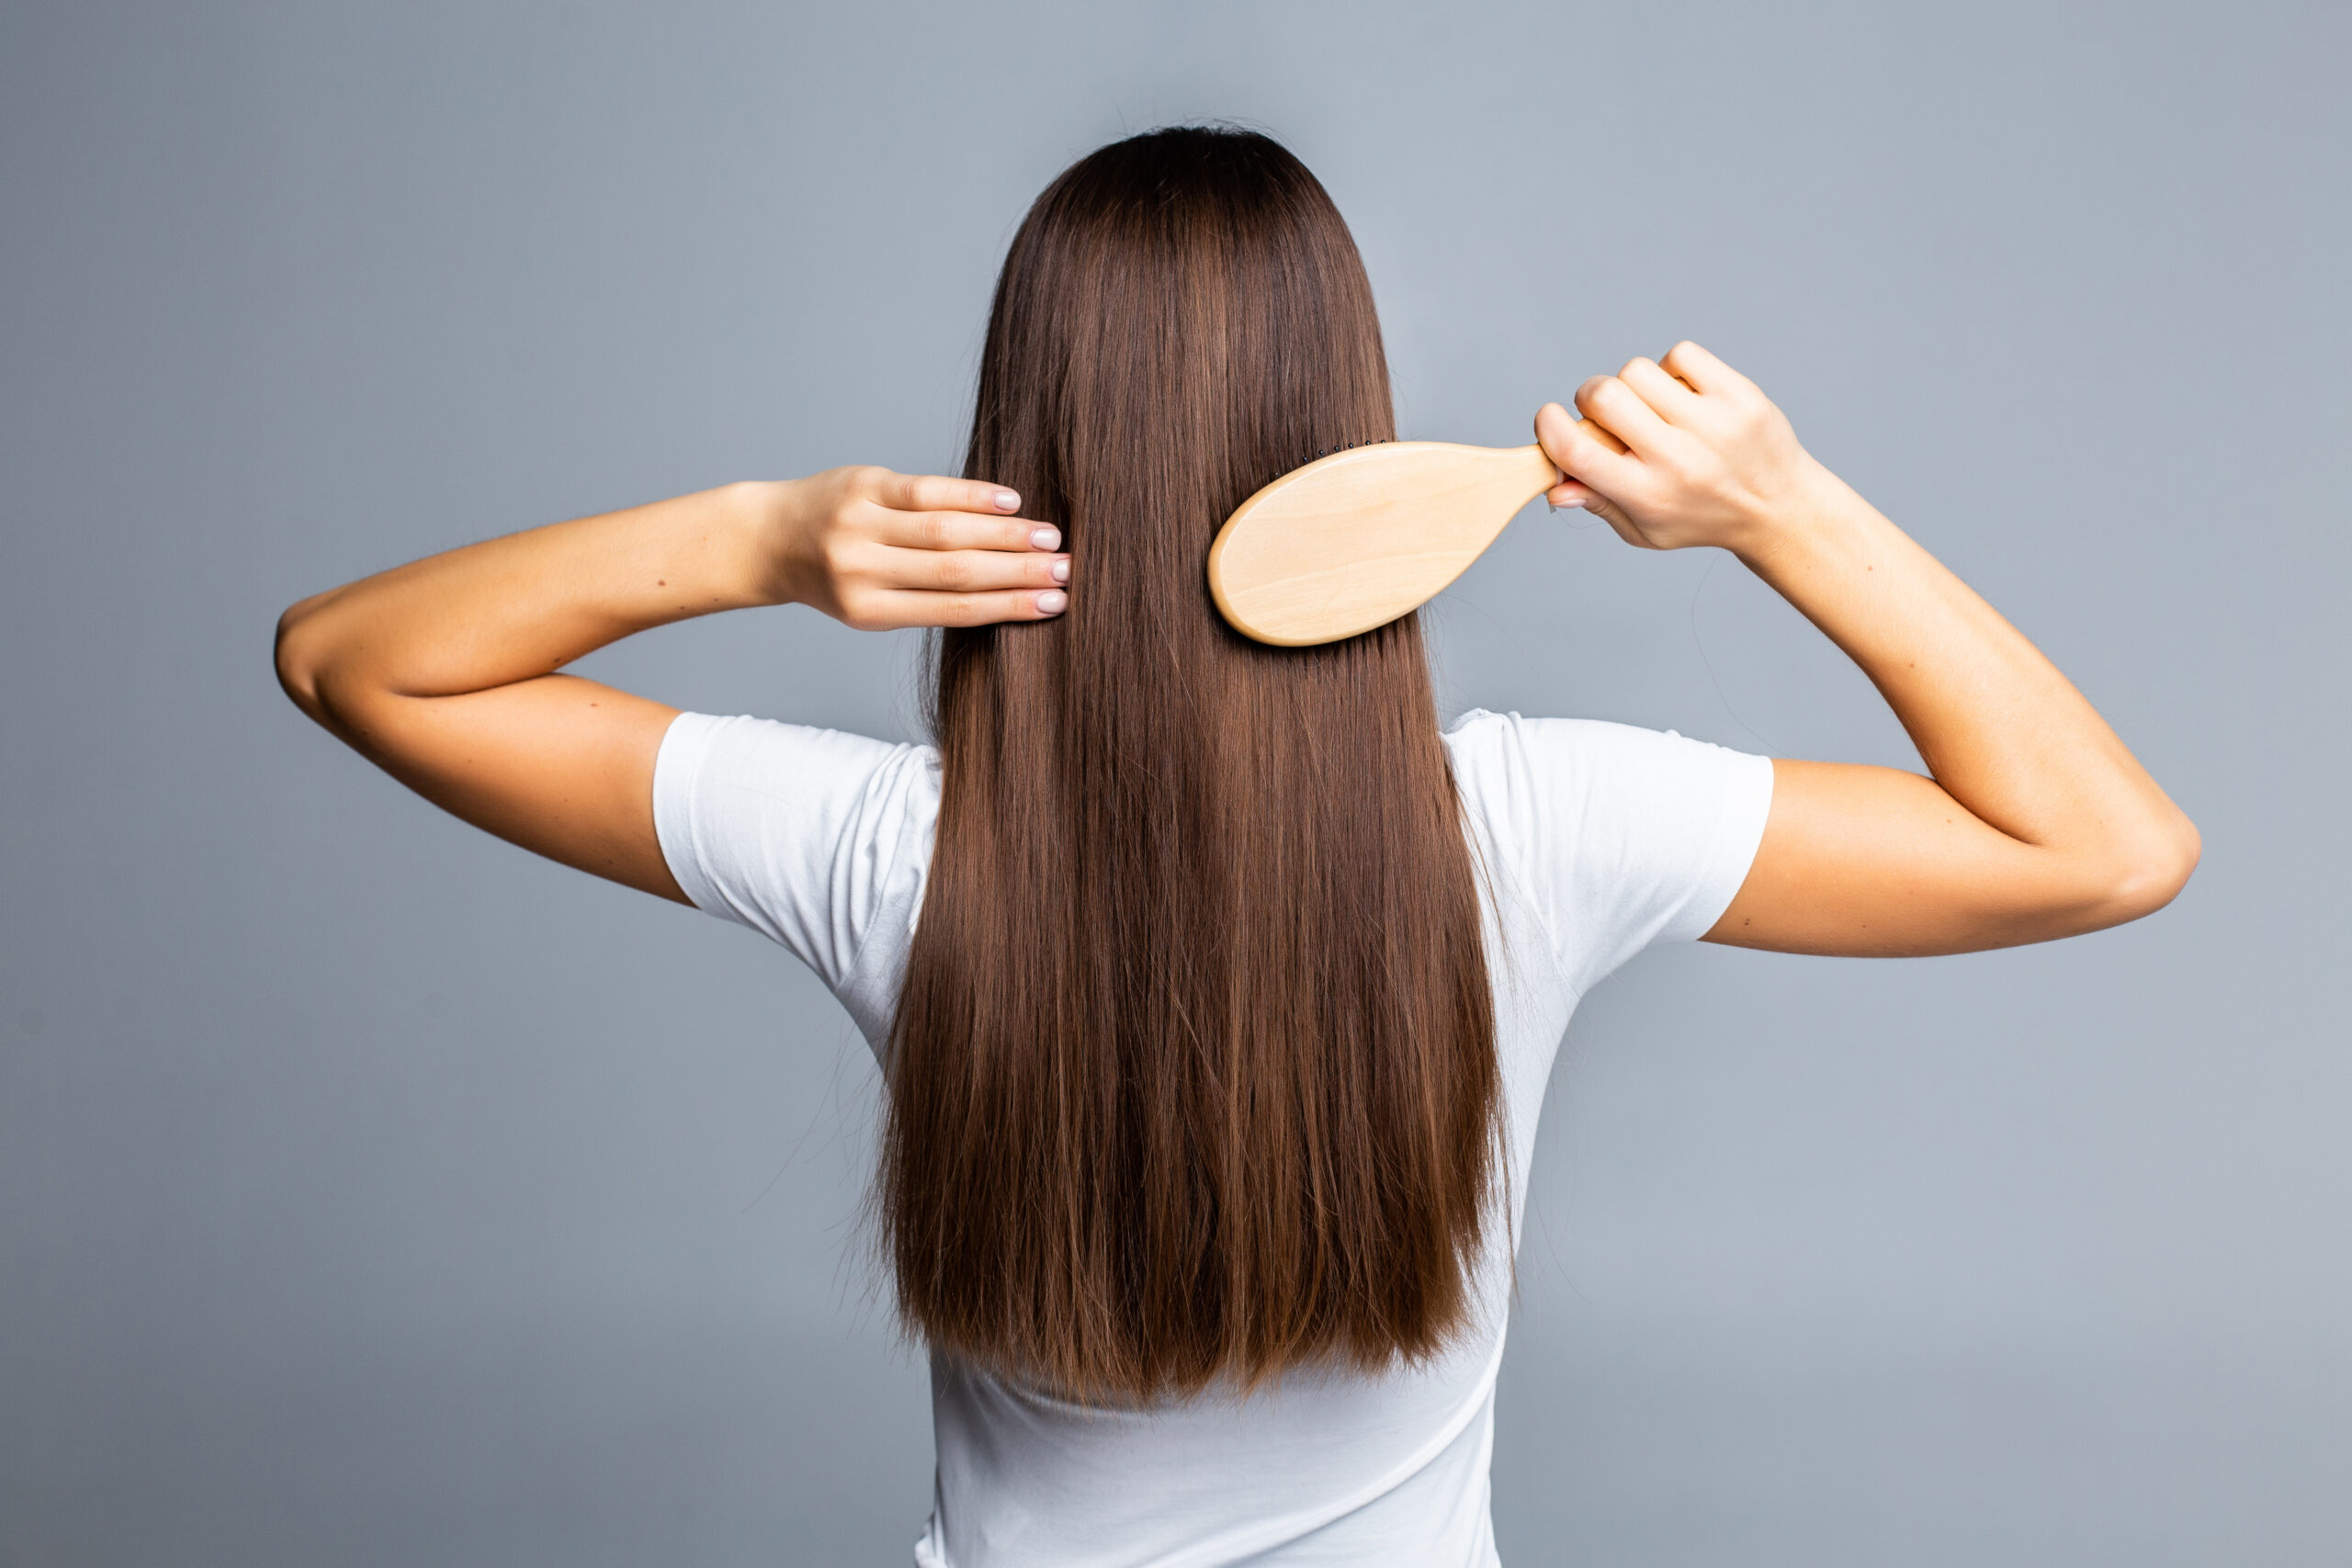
[884, 126, 1498, 1403]
[964, 125, 1395, 574]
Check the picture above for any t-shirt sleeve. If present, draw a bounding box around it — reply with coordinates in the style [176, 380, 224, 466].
[1444, 709, 1774, 998]
[650, 711, 938, 1043]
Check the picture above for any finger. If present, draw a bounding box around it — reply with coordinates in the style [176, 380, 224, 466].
[888, 545, 1070, 594]
[1616, 356, 1702, 423]
[873, 469, 1025, 518]
[1583, 494, 1657, 549]
[1542, 470, 1657, 551]
[874, 587, 1069, 628]
[1534, 400, 1635, 489]
[1574, 375, 1676, 459]
[1543, 479, 1654, 547]
[1657, 341, 1751, 400]
[876, 506, 1060, 554]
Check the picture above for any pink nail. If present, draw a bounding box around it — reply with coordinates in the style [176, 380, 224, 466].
[1050, 558, 1070, 582]
[1036, 589, 1069, 615]
[996, 491, 1021, 512]
[1030, 526, 1060, 550]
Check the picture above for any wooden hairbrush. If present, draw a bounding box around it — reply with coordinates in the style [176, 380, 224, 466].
[1206, 442, 1562, 647]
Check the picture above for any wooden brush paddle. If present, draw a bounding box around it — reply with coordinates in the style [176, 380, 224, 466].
[1206, 442, 1562, 647]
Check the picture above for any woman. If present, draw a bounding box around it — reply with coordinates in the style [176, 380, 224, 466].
[275, 128, 2197, 1566]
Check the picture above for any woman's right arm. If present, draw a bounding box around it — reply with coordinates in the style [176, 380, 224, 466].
[1535, 344, 2199, 956]
[274, 469, 1068, 900]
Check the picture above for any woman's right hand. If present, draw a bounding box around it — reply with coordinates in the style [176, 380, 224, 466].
[1532, 342, 1827, 560]
[763, 467, 1071, 629]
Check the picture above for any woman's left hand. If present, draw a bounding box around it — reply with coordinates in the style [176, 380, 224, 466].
[762, 467, 1071, 629]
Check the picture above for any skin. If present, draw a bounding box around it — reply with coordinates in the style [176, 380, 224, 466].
[276, 344, 2199, 953]
[1536, 344, 2197, 952]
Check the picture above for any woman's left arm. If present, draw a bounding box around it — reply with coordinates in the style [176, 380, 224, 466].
[274, 470, 1068, 901]
[1536, 344, 2199, 956]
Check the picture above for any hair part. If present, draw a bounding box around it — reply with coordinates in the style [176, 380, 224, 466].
[881, 125, 1499, 1403]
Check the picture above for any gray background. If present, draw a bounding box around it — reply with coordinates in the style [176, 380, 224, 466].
[3, 2, 2346, 1563]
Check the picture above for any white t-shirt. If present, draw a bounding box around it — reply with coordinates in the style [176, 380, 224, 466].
[653, 707, 1775, 1568]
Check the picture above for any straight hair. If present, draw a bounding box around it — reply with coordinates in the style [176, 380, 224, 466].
[882, 126, 1498, 1403]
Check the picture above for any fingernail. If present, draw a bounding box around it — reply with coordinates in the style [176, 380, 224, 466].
[1036, 589, 1069, 615]
[1049, 558, 1070, 582]
[1030, 526, 1060, 550]
[996, 491, 1021, 512]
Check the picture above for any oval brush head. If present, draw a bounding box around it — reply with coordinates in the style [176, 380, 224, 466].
[1206, 441, 1562, 647]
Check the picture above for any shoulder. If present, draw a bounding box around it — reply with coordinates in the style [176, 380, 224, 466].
[1440, 707, 1775, 992]
[652, 714, 940, 1024]
[656, 713, 940, 874]
[1442, 707, 1747, 818]
[1442, 705, 1668, 764]
[660, 712, 937, 807]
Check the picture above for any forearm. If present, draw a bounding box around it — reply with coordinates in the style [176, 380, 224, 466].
[276, 482, 772, 722]
[1539, 344, 2198, 950]
[1735, 462, 2193, 878]
[269, 466, 1060, 903]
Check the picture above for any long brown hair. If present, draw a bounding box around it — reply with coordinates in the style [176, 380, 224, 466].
[882, 126, 1498, 1403]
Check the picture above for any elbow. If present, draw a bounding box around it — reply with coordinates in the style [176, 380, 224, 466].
[2091, 810, 2201, 927]
[273, 599, 332, 725]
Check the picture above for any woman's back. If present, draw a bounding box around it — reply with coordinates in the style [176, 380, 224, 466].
[654, 705, 1772, 1564]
